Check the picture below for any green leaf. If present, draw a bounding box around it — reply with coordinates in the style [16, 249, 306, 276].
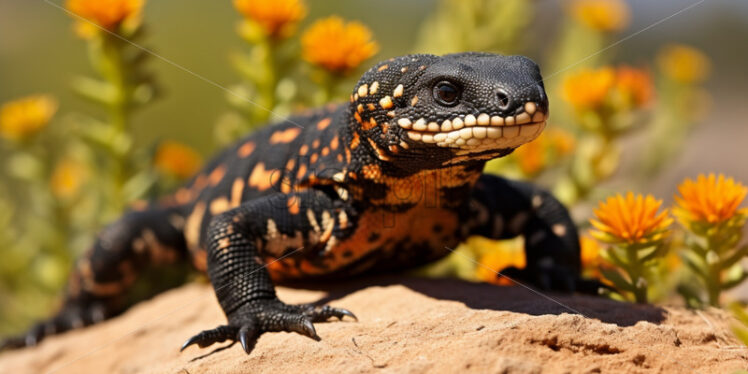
[71, 76, 117, 106]
[721, 266, 748, 290]
[682, 254, 709, 280]
[720, 244, 748, 269]
[728, 302, 748, 326]
[600, 268, 634, 292]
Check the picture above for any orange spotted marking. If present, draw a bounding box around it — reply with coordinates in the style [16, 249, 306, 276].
[350, 132, 360, 149]
[317, 118, 332, 130]
[210, 197, 230, 215]
[296, 164, 308, 180]
[192, 174, 208, 191]
[312, 139, 320, 149]
[237, 141, 255, 158]
[287, 197, 300, 214]
[286, 158, 296, 171]
[208, 165, 226, 186]
[175, 188, 194, 204]
[321, 147, 330, 156]
[300, 144, 309, 156]
[330, 136, 339, 150]
[377, 64, 389, 71]
[354, 112, 363, 125]
[248, 162, 280, 191]
[185, 201, 206, 252]
[269, 127, 301, 144]
[230, 178, 244, 207]
[310, 153, 319, 164]
[362, 117, 377, 131]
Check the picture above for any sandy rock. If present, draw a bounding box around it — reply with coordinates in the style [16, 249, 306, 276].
[0, 276, 746, 373]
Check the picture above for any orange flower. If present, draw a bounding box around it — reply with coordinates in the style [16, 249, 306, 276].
[0, 95, 57, 142]
[475, 243, 526, 286]
[50, 159, 88, 200]
[615, 66, 653, 108]
[561, 67, 615, 110]
[514, 135, 546, 177]
[154, 140, 202, 179]
[301, 16, 379, 74]
[570, 0, 630, 32]
[66, 0, 144, 36]
[591, 192, 672, 245]
[234, 0, 306, 39]
[674, 174, 747, 225]
[514, 128, 576, 177]
[579, 235, 616, 286]
[657, 44, 711, 84]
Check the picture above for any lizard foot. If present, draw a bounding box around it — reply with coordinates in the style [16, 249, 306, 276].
[180, 299, 356, 354]
[1, 299, 109, 351]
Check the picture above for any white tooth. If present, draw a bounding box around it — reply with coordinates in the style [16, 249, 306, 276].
[448, 131, 461, 140]
[452, 118, 464, 130]
[532, 112, 545, 122]
[524, 102, 537, 115]
[441, 120, 453, 131]
[505, 116, 515, 126]
[422, 134, 435, 143]
[521, 123, 542, 137]
[434, 133, 448, 142]
[477, 113, 490, 126]
[428, 122, 440, 132]
[459, 128, 473, 139]
[444, 136, 455, 144]
[413, 118, 427, 131]
[472, 127, 487, 139]
[455, 138, 466, 146]
[487, 127, 502, 139]
[398, 118, 412, 128]
[516, 112, 531, 125]
[466, 138, 481, 146]
[464, 115, 476, 126]
[503, 126, 519, 138]
[407, 131, 422, 141]
[490, 116, 504, 126]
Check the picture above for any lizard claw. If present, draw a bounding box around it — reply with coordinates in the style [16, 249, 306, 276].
[180, 325, 237, 352]
[182, 299, 353, 355]
[301, 304, 358, 322]
[297, 319, 320, 341]
[237, 325, 258, 354]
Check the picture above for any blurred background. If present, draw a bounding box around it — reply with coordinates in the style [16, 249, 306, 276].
[1, 0, 747, 335]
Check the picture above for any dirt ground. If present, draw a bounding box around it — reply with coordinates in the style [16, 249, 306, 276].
[0, 276, 746, 374]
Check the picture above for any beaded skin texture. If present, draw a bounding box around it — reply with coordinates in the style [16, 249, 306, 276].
[2, 53, 585, 354]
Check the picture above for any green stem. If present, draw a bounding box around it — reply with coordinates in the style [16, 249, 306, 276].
[100, 34, 133, 210]
[625, 246, 648, 303]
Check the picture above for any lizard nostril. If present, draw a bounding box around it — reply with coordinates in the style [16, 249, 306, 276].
[496, 89, 511, 111]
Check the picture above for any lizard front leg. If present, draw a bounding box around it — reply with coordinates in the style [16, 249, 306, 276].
[181, 189, 356, 354]
[464, 174, 584, 292]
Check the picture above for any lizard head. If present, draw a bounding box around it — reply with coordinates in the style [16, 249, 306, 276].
[349, 52, 549, 169]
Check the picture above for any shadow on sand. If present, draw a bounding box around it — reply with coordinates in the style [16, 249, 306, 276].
[285, 275, 666, 327]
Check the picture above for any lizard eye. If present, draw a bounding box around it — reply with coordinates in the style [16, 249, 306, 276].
[433, 81, 460, 107]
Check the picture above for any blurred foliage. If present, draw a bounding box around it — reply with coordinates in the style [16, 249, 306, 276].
[1, 0, 745, 344]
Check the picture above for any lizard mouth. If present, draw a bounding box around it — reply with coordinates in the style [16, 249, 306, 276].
[397, 102, 547, 153]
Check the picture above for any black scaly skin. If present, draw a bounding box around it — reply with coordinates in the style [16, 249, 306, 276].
[2, 52, 587, 354]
